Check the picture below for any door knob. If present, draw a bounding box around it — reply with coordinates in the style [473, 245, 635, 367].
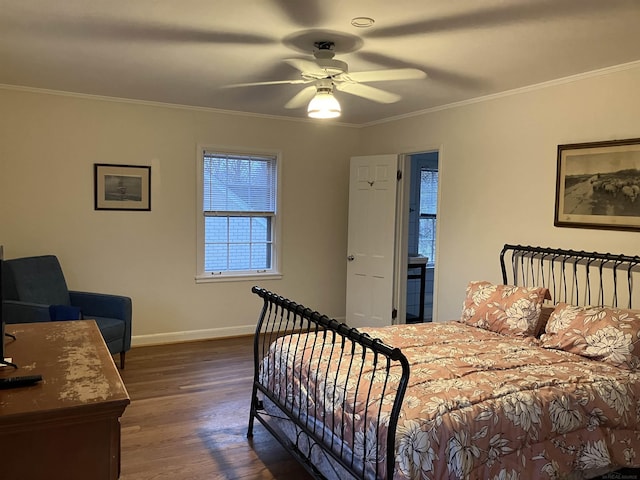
[347, 255, 355, 261]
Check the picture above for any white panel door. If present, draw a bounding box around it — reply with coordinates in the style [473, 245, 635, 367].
[346, 154, 398, 328]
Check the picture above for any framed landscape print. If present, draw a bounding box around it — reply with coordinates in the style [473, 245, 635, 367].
[94, 164, 151, 211]
[554, 138, 640, 231]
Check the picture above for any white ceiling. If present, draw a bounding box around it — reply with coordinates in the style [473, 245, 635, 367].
[1, 0, 639, 125]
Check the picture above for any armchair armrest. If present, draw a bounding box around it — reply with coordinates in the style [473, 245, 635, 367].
[2, 300, 51, 323]
[69, 291, 132, 351]
[70, 291, 131, 319]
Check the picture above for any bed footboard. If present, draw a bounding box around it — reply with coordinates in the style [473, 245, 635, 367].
[248, 287, 410, 480]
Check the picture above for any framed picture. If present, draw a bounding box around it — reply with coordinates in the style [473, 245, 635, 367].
[94, 164, 151, 211]
[555, 138, 640, 231]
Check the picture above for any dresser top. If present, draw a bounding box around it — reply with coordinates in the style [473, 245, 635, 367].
[1, 321, 130, 422]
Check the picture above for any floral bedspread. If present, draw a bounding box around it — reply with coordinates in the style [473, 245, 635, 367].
[260, 322, 640, 479]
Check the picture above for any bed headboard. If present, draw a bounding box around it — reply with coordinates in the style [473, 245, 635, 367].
[500, 244, 640, 309]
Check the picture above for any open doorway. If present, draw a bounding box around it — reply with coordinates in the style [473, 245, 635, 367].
[406, 151, 438, 323]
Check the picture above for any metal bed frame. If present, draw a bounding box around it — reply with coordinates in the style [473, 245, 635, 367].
[500, 244, 640, 309]
[248, 244, 640, 479]
[247, 286, 410, 479]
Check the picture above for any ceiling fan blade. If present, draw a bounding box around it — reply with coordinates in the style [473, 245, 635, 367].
[364, 1, 621, 38]
[271, 0, 326, 27]
[284, 58, 326, 77]
[356, 51, 484, 90]
[284, 86, 317, 109]
[335, 83, 401, 104]
[14, 17, 276, 45]
[223, 79, 310, 88]
[343, 68, 427, 83]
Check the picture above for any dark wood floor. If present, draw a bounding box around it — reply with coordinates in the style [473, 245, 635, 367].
[118, 336, 313, 480]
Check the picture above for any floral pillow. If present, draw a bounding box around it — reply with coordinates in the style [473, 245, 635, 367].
[460, 281, 551, 337]
[540, 303, 640, 369]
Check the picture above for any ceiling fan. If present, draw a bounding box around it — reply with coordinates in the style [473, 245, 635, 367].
[226, 41, 427, 118]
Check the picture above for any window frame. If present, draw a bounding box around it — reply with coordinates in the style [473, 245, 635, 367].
[417, 167, 438, 267]
[196, 145, 282, 283]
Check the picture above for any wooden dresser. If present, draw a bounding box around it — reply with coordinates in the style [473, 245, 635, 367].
[0, 321, 130, 480]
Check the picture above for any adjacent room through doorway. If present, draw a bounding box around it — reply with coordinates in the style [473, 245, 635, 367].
[406, 151, 438, 323]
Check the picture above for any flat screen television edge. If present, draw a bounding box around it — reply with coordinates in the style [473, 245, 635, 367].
[0, 247, 17, 369]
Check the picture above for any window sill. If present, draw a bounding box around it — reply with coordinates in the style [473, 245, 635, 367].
[195, 272, 283, 284]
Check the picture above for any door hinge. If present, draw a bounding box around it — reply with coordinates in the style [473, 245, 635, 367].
[397, 170, 402, 181]
[392, 308, 398, 319]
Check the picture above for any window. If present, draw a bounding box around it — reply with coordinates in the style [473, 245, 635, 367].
[197, 149, 279, 280]
[418, 168, 438, 265]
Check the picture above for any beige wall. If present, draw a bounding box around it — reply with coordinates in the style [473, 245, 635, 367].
[360, 64, 640, 322]
[0, 89, 360, 344]
[2, 62, 639, 344]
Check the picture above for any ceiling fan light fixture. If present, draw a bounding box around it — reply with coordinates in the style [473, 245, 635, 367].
[307, 89, 341, 119]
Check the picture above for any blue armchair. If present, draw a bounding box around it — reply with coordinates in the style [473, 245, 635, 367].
[1, 255, 132, 368]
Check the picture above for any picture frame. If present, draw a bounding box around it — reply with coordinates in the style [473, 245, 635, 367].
[94, 164, 151, 211]
[554, 138, 640, 231]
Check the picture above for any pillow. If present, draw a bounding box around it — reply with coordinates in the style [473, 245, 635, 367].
[540, 303, 640, 369]
[460, 281, 551, 337]
[49, 304, 83, 321]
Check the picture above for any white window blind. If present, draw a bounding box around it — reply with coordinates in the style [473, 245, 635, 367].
[203, 154, 276, 213]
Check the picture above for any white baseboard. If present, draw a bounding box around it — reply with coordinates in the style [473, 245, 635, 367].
[131, 324, 257, 347]
[131, 315, 348, 347]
